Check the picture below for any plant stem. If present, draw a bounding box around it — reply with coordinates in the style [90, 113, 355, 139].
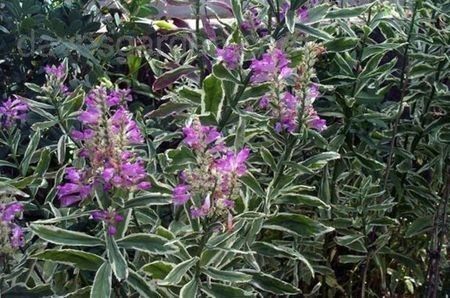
[425, 163, 450, 298]
[194, 0, 205, 86]
[218, 72, 252, 130]
[383, 0, 419, 189]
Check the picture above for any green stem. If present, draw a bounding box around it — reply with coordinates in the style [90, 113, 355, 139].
[218, 72, 252, 130]
[195, 0, 205, 86]
[383, 0, 420, 189]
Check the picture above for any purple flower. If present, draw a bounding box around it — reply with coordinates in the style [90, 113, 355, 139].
[10, 224, 25, 248]
[241, 7, 263, 32]
[308, 117, 327, 131]
[1, 202, 23, 222]
[173, 184, 191, 205]
[215, 148, 250, 177]
[276, 92, 299, 133]
[107, 89, 132, 107]
[57, 167, 93, 207]
[250, 48, 292, 84]
[190, 195, 211, 219]
[101, 155, 150, 191]
[280, 1, 290, 20]
[90, 210, 124, 235]
[78, 107, 101, 125]
[182, 121, 221, 150]
[306, 84, 320, 103]
[297, 6, 308, 21]
[44, 64, 66, 80]
[259, 95, 270, 109]
[217, 44, 242, 70]
[109, 107, 144, 144]
[0, 96, 28, 128]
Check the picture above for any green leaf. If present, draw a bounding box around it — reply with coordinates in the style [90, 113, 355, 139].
[251, 242, 314, 275]
[34, 148, 51, 177]
[25, 82, 43, 93]
[231, 0, 244, 24]
[240, 84, 271, 100]
[124, 193, 172, 208]
[302, 152, 340, 170]
[249, 272, 301, 295]
[264, 213, 334, 237]
[141, 261, 175, 279]
[405, 216, 434, 238]
[178, 86, 202, 104]
[201, 74, 224, 121]
[180, 278, 198, 298]
[160, 257, 198, 285]
[286, 10, 296, 33]
[203, 267, 252, 283]
[21, 130, 41, 176]
[32, 249, 104, 271]
[260, 147, 277, 169]
[57, 135, 67, 164]
[106, 235, 128, 281]
[339, 255, 365, 264]
[325, 5, 369, 19]
[201, 283, 253, 298]
[152, 66, 196, 91]
[325, 37, 359, 52]
[127, 269, 159, 298]
[117, 233, 178, 255]
[273, 194, 330, 209]
[146, 102, 192, 118]
[90, 262, 112, 298]
[30, 224, 103, 246]
[295, 23, 333, 41]
[240, 173, 265, 197]
[213, 63, 240, 84]
[354, 152, 385, 171]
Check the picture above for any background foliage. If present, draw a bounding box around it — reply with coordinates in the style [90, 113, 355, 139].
[0, 0, 449, 297]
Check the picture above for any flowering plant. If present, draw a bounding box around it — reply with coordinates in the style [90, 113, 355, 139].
[0, 0, 449, 297]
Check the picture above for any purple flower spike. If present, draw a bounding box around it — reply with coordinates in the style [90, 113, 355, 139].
[57, 167, 93, 207]
[217, 44, 242, 70]
[182, 121, 221, 150]
[215, 148, 250, 177]
[250, 48, 292, 84]
[277, 92, 299, 133]
[190, 195, 211, 219]
[1, 202, 23, 222]
[10, 224, 25, 248]
[297, 7, 309, 21]
[0, 96, 29, 128]
[90, 210, 124, 236]
[44, 64, 66, 80]
[173, 184, 191, 205]
[259, 95, 270, 109]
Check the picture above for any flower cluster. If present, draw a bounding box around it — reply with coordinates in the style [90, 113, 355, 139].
[253, 43, 327, 133]
[250, 48, 292, 84]
[57, 85, 150, 207]
[0, 96, 28, 129]
[44, 63, 69, 94]
[44, 64, 66, 81]
[217, 44, 242, 70]
[172, 119, 250, 229]
[0, 202, 24, 249]
[90, 210, 124, 235]
[241, 7, 267, 36]
[280, 0, 321, 22]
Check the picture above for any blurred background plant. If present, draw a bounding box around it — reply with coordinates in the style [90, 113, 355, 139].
[0, 0, 449, 297]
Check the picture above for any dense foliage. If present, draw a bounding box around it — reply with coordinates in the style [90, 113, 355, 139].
[0, 0, 449, 297]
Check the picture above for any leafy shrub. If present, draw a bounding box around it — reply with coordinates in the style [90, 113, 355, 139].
[0, 0, 449, 297]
